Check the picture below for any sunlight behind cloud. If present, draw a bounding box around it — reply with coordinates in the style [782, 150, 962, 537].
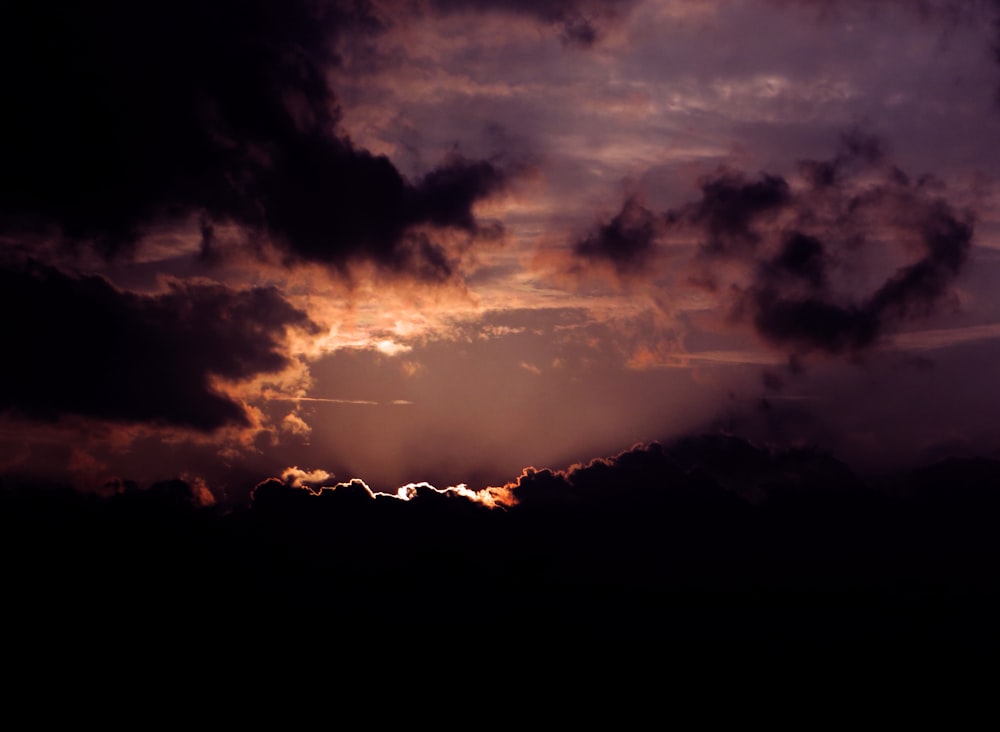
[376, 339, 412, 356]
[273, 471, 516, 509]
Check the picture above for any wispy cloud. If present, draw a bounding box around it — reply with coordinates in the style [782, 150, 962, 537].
[889, 323, 1000, 352]
[264, 395, 414, 406]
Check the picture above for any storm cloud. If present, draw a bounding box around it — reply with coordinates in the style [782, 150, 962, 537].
[573, 195, 660, 271]
[0, 259, 315, 430]
[743, 141, 974, 355]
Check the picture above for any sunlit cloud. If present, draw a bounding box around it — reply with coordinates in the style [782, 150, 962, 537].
[280, 466, 336, 490]
[375, 339, 412, 356]
[280, 411, 312, 438]
[180, 474, 218, 507]
[517, 360, 541, 375]
[270, 470, 516, 509]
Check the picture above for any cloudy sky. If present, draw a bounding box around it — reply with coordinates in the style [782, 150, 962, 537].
[4, 0, 1000, 505]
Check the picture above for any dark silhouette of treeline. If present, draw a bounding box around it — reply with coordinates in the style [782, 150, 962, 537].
[3, 436, 999, 664]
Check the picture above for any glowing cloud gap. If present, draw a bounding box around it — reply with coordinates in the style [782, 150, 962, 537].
[391, 481, 516, 509]
[279, 466, 335, 489]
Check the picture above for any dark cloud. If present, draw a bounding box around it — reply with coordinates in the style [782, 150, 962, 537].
[112, 478, 215, 510]
[572, 170, 791, 269]
[508, 442, 739, 514]
[256, 146, 506, 279]
[575, 132, 974, 357]
[665, 433, 867, 502]
[750, 291, 880, 354]
[0, 259, 316, 430]
[796, 129, 891, 190]
[561, 14, 599, 46]
[573, 196, 659, 271]
[570, 169, 790, 278]
[0, 0, 506, 278]
[746, 157, 973, 355]
[508, 436, 868, 510]
[675, 171, 791, 255]
[770, 232, 826, 288]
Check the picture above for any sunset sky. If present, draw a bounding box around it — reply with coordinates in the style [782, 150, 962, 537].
[4, 0, 1000, 506]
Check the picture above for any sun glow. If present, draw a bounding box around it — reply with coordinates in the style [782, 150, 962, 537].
[375, 339, 411, 356]
[274, 469, 517, 509]
[391, 481, 517, 509]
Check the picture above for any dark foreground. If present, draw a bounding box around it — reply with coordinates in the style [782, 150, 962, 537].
[4, 441, 1000, 687]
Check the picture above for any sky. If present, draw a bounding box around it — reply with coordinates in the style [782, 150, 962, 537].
[4, 0, 1000, 508]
